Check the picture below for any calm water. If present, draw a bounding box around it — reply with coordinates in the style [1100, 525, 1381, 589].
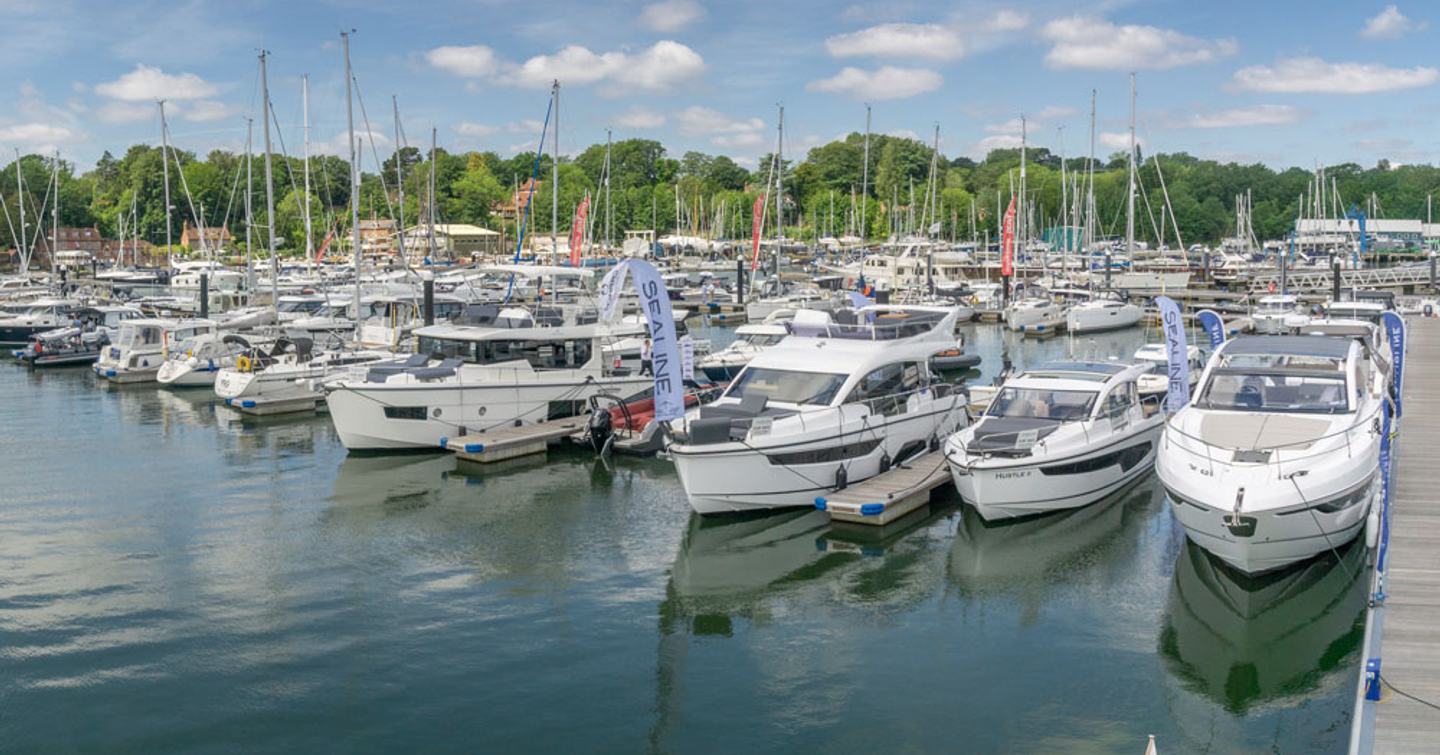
[0, 321, 1366, 754]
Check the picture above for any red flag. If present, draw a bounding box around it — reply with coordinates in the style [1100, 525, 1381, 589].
[568, 195, 590, 266]
[749, 194, 767, 271]
[315, 228, 336, 264]
[1000, 195, 1017, 277]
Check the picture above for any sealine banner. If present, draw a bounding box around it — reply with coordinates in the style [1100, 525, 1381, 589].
[1195, 308, 1226, 350]
[1156, 296, 1191, 412]
[1382, 310, 1406, 415]
[604, 259, 685, 422]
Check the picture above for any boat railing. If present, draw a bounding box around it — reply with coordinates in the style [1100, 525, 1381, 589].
[1161, 402, 1384, 479]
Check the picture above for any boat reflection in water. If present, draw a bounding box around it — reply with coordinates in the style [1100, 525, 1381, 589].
[946, 475, 1159, 602]
[1159, 537, 1366, 715]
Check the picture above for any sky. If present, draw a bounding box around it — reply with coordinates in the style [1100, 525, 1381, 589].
[2, 0, 1438, 172]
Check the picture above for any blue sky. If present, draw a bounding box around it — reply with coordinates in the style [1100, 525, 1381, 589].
[3, 0, 1437, 170]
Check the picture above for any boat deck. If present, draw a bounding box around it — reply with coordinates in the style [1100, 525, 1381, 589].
[441, 416, 587, 464]
[1361, 316, 1440, 753]
[815, 451, 953, 525]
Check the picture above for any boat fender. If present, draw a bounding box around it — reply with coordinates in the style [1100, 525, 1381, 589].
[879, 452, 891, 474]
[236, 355, 252, 373]
[1367, 501, 1381, 550]
[835, 466, 848, 491]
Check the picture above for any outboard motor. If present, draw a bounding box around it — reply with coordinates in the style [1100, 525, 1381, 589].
[587, 405, 615, 454]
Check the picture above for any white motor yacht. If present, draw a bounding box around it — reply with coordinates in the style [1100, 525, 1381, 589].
[668, 305, 969, 514]
[944, 362, 1164, 521]
[1065, 293, 1143, 334]
[696, 310, 813, 382]
[0, 298, 81, 346]
[1251, 294, 1303, 334]
[1157, 335, 1386, 574]
[94, 318, 218, 383]
[324, 320, 655, 451]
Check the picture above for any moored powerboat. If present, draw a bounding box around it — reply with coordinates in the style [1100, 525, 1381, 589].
[668, 305, 969, 514]
[1156, 335, 1386, 574]
[1251, 294, 1302, 334]
[94, 318, 218, 383]
[944, 361, 1164, 521]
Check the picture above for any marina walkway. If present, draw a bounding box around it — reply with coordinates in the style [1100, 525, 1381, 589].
[1364, 317, 1440, 753]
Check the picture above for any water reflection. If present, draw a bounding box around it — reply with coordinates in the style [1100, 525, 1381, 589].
[946, 476, 1162, 608]
[1160, 538, 1367, 714]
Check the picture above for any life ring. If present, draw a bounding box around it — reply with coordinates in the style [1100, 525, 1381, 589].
[236, 355, 253, 373]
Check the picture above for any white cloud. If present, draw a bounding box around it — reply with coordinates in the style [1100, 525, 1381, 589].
[1231, 57, 1438, 93]
[806, 66, 942, 100]
[313, 129, 391, 157]
[1177, 104, 1301, 129]
[983, 106, 1076, 135]
[1036, 105, 1077, 120]
[973, 134, 1023, 152]
[96, 100, 156, 124]
[507, 119, 545, 134]
[987, 9, 1030, 32]
[825, 23, 966, 61]
[182, 100, 234, 123]
[615, 106, 665, 129]
[675, 106, 762, 136]
[639, 0, 705, 32]
[0, 122, 77, 147]
[887, 128, 921, 141]
[94, 64, 217, 101]
[426, 45, 499, 78]
[1362, 5, 1424, 39]
[1042, 16, 1237, 70]
[1099, 132, 1142, 150]
[425, 41, 705, 95]
[713, 132, 767, 149]
[455, 122, 499, 137]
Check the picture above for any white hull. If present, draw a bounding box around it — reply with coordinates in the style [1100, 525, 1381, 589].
[949, 423, 1162, 521]
[326, 376, 654, 450]
[673, 403, 963, 514]
[1065, 304, 1143, 334]
[1005, 304, 1066, 334]
[156, 361, 221, 387]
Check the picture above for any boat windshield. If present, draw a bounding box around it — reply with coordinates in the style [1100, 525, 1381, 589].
[985, 387, 1097, 421]
[740, 333, 786, 347]
[724, 367, 847, 406]
[1196, 353, 1348, 412]
[278, 299, 324, 314]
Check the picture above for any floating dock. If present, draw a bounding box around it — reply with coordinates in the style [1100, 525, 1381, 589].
[441, 416, 587, 464]
[1353, 317, 1438, 754]
[222, 395, 321, 416]
[814, 451, 953, 525]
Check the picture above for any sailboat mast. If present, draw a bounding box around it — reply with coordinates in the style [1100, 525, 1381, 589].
[1019, 115, 1027, 265]
[860, 104, 870, 243]
[159, 101, 172, 267]
[260, 50, 279, 323]
[302, 75, 314, 265]
[1087, 89, 1096, 255]
[343, 31, 362, 331]
[775, 104, 784, 244]
[244, 118, 253, 292]
[551, 80, 559, 259]
[391, 96, 407, 266]
[50, 152, 58, 280]
[14, 150, 26, 274]
[428, 127, 438, 260]
[604, 128, 612, 251]
[1126, 72, 1136, 260]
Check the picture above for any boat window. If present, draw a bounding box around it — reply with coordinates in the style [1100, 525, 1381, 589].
[986, 388, 1097, 422]
[742, 333, 786, 347]
[383, 406, 428, 420]
[418, 337, 471, 361]
[724, 367, 847, 406]
[1197, 371, 1349, 413]
[1100, 383, 1136, 419]
[846, 362, 926, 415]
[474, 339, 594, 369]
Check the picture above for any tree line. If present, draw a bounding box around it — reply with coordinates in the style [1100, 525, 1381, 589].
[2, 134, 1438, 259]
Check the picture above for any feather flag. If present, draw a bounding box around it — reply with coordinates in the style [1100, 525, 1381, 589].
[1000, 195, 1017, 277]
[568, 194, 590, 267]
[750, 194, 767, 271]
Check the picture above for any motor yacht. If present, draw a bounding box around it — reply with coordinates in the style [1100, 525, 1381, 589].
[0, 298, 82, 345]
[324, 320, 655, 451]
[1156, 335, 1386, 574]
[668, 305, 969, 514]
[944, 362, 1164, 520]
[697, 311, 810, 382]
[12, 305, 145, 367]
[94, 318, 218, 383]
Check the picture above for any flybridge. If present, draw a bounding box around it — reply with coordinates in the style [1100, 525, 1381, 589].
[784, 306, 953, 341]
